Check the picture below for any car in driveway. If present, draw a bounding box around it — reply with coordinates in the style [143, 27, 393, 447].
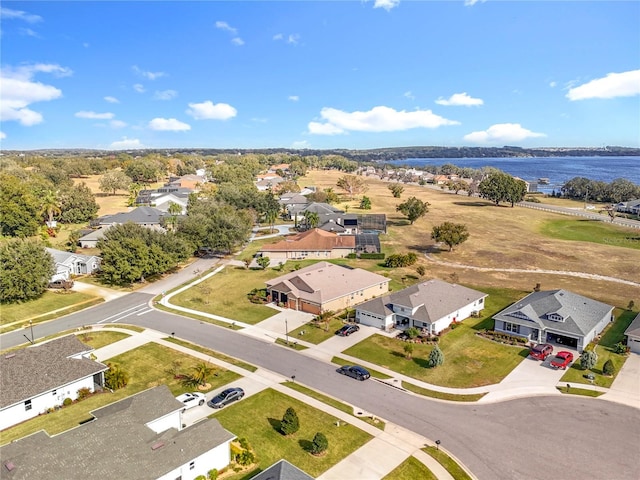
[336, 324, 360, 336]
[337, 365, 371, 381]
[208, 387, 245, 409]
[550, 351, 574, 369]
[529, 343, 554, 361]
[176, 392, 206, 411]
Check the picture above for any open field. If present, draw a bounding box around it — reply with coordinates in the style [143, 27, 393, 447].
[0, 343, 241, 445]
[540, 219, 640, 250]
[383, 456, 437, 480]
[300, 170, 640, 308]
[212, 388, 373, 479]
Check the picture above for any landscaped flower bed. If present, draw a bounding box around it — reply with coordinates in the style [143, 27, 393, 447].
[476, 329, 529, 346]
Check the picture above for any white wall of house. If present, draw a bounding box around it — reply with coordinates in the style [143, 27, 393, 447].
[147, 410, 182, 434]
[356, 310, 392, 329]
[627, 335, 640, 354]
[157, 440, 232, 480]
[0, 376, 96, 431]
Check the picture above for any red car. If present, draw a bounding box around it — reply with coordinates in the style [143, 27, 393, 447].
[529, 343, 553, 360]
[550, 351, 574, 369]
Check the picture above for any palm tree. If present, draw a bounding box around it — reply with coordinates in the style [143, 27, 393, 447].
[128, 182, 143, 207]
[191, 362, 216, 386]
[40, 190, 61, 227]
[304, 211, 319, 229]
[167, 201, 182, 231]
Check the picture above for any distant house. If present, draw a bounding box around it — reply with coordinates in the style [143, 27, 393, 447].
[166, 173, 206, 190]
[514, 177, 538, 193]
[96, 206, 169, 229]
[259, 229, 356, 262]
[266, 261, 390, 314]
[78, 225, 111, 249]
[136, 186, 192, 214]
[279, 193, 310, 213]
[251, 459, 314, 480]
[0, 335, 108, 431]
[45, 248, 101, 281]
[289, 202, 343, 225]
[256, 175, 285, 191]
[355, 279, 487, 333]
[0, 386, 235, 480]
[615, 199, 640, 215]
[493, 289, 614, 351]
[624, 312, 640, 354]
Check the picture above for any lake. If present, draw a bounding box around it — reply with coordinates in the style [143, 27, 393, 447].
[388, 156, 640, 193]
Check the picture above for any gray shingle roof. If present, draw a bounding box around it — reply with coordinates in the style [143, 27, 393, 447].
[624, 312, 640, 338]
[98, 206, 168, 225]
[493, 289, 614, 337]
[0, 386, 235, 480]
[0, 335, 108, 409]
[251, 459, 315, 480]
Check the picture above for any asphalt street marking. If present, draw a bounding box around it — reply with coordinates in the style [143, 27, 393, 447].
[96, 304, 148, 324]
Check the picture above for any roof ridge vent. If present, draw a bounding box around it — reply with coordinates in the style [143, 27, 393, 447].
[151, 441, 165, 450]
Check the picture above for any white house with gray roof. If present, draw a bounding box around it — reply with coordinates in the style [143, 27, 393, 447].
[0, 335, 108, 431]
[0, 386, 235, 480]
[624, 312, 640, 354]
[493, 289, 614, 352]
[45, 248, 101, 281]
[355, 279, 487, 333]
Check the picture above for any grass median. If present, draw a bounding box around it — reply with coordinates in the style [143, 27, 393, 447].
[383, 456, 437, 480]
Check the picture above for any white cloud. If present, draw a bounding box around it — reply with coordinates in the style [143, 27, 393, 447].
[463, 123, 545, 144]
[0, 131, 6, 139]
[215, 21, 237, 35]
[435, 92, 483, 107]
[308, 105, 459, 135]
[148, 118, 191, 131]
[186, 100, 237, 120]
[231, 37, 245, 46]
[288, 95, 299, 102]
[374, 0, 400, 11]
[153, 89, 178, 100]
[403, 91, 415, 100]
[287, 34, 300, 45]
[273, 33, 283, 41]
[110, 137, 144, 149]
[133, 83, 145, 93]
[20, 28, 39, 37]
[132, 65, 165, 81]
[566, 69, 640, 100]
[75, 111, 115, 120]
[0, 7, 42, 23]
[549, 81, 557, 88]
[0, 64, 70, 126]
[291, 140, 309, 149]
[464, 0, 486, 6]
[104, 96, 120, 103]
[110, 120, 127, 128]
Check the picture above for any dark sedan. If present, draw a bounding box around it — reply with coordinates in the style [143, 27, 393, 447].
[336, 324, 360, 336]
[207, 387, 245, 409]
[337, 365, 371, 381]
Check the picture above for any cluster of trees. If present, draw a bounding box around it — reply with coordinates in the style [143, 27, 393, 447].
[561, 177, 640, 203]
[0, 238, 56, 303]
[478, 171, 527, 207]
[279, 407, 328, 455]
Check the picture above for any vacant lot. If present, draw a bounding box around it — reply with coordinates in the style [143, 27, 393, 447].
[301, 170, 640, 307]
[213, 388, 372, 478]
[540, 219, 640, 250]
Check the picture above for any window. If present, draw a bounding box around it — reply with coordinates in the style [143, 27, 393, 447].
[52, 390, 57, 396]
[504, 322, 520, 334]
[24, 400, 32, 411]
[189, 462, 195, 470]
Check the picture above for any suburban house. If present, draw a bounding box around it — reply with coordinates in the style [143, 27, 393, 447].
[615, 199, 640, 215]
[136, 186, 192, 214]
[45, 248, 101, 281]
[289, 202, 343, 225]
[0, 386, 235, 480]
[78, 225, 111, 248]
[355, 279, 487, 333]
[166, 173, 207, 190]
[266, 261, 390, 314]
[624, 312, 640, 354]
[279, 192, 310, 213]
[492, 289, 614, 351]
[258, 229, 356, 262]
[95, 206, 170, 229]
[251, 460, 314, 480]
[0, 335, 108, 431]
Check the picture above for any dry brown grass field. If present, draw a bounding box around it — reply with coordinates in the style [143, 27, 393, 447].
[73, 175, 164, 216]
[302, 169, 640, 307]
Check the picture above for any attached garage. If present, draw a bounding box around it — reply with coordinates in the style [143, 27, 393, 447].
[625, 313, 640, 354]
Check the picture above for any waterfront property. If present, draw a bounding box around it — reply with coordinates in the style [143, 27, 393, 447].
[355, 279, 487, 333]
[259, 228, 356, 262]
[0, 386, 235, 480]
[492, 289, 614, 351]
[266, 261, 390, 314]
[0, 335, 108, 431]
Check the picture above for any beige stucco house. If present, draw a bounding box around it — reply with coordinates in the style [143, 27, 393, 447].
[259, 229, 356, 263]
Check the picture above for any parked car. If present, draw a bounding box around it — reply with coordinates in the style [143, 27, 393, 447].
[337, 365, 371, 381]
[336, 324, 360, 336]
[550, 351, 574, 369]
[176, 392, 206, 411]
[48, 279, 74, 289]
[529, 343, 554, 360]
[208, 387, 245, 409]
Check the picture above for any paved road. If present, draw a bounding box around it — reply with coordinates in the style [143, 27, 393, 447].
[3, 299, 638, 480]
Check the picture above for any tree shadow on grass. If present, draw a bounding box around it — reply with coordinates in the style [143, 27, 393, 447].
[267, 417, 282, 434]
[452, 201, 493, 207]
[471, 317, 495, 331]
[298, 439, 314, 453]
[413, 357, 431, 369]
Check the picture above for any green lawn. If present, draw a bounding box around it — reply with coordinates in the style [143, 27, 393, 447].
[401, 381, 486, 402]
[422, 446, 472, 480]
[289, 318, 345, 344]
[282, 381, 385, 430]
[163, 337, 257, 372]
[342, 287, 529, 388]
[0, 290, 102, 328]
[76, 330, 130, 349]
[212, 388, 373, 479]
[560, 309, 636, 388]
[275, 338, 309, 351]
[539, 219, 640, 250]
[383, 456, 437, 480]
[556, 386, 604, 397]
[0, 343, 241, 445]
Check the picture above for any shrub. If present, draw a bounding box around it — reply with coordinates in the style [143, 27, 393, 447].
[580, 349, 598, 370]
[238, 437, 250, 450]
[384, 252, 417, 268]
[603, 359, 615, 376]
[104, 363, 129, 390]
[346, 253, 357, 259]
[195, 476, 206, 480]
[428, 345, 445, 368]
[280, 407, 300, 435]
[207, 469, 218, 480]
[310, 432, 329, 455]
[416, 265, 426, 277]
[236, 450, 255, 466]
[406, 327, 420, 339]
[360, 252, 385, 259]
[613, 342, 629, 355]
[76, 387, 92, 400]
[63, 397, 72, 406]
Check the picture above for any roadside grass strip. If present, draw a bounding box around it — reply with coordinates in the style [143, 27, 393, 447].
[556, 386, 604, 397]
[422, 446, 473, 480]
[163, 337, 257, 372]
[211, 388, 372, 478]
[383, 456, 438, 480]
[401, 381, 486, 402]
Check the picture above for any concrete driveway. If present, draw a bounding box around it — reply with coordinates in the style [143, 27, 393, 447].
[602, 352, 640, 408]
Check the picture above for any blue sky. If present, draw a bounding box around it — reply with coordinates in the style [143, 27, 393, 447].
[1, 1, 639, 150]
